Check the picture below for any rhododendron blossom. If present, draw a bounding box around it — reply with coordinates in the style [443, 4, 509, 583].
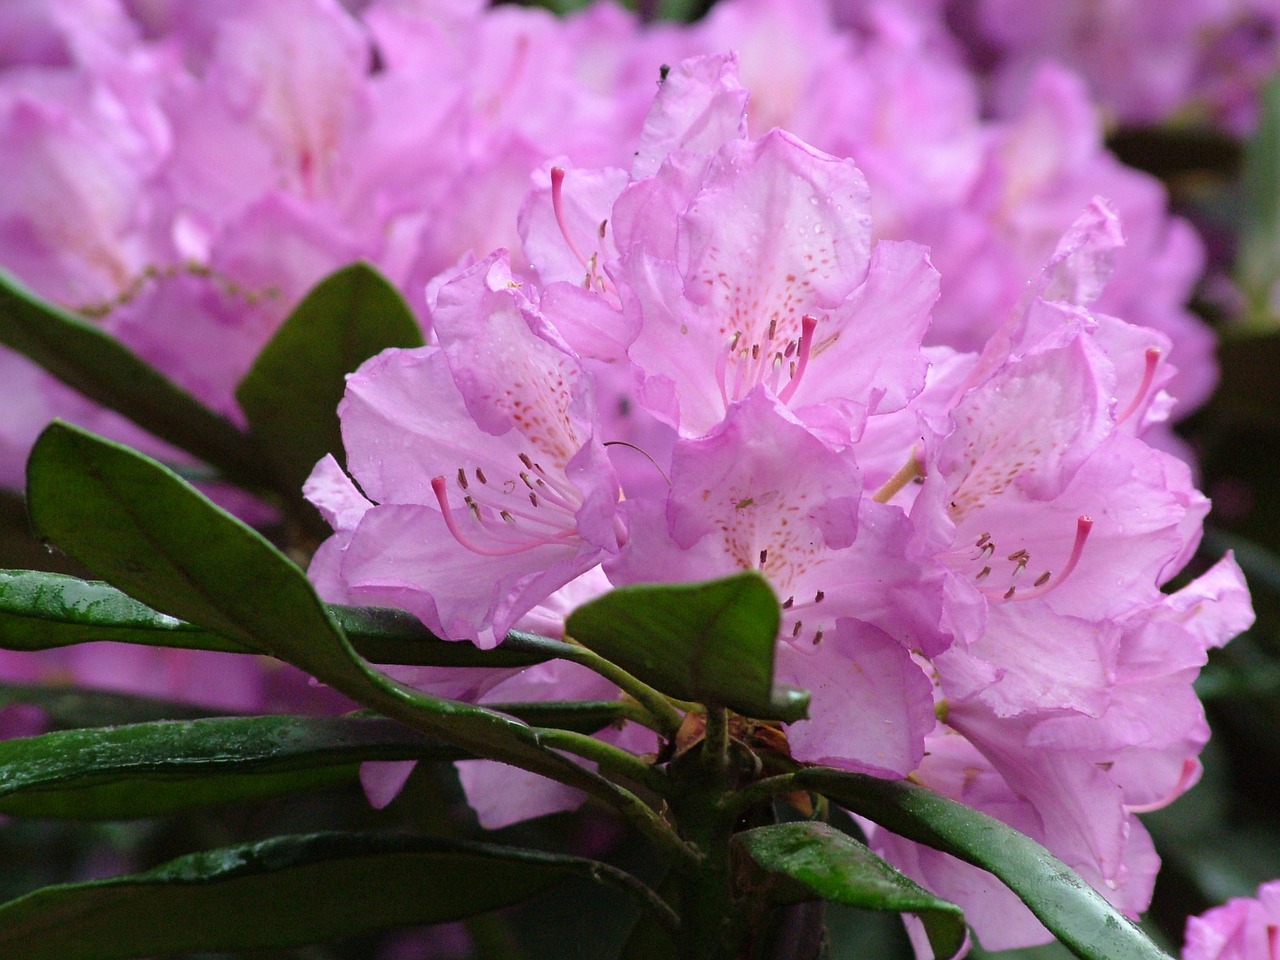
[306, 52, 1253, 952]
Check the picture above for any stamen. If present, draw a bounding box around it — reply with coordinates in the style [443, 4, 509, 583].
[1115, 347, 1161, 425]
[550, 168, 591, 272]
[759, 549, 769, 567]
[813, 628, 824, 645]
[777, 315, 818, 404]
[814, 590, 824, 603]
[431, 476, 535, 557]
[872, 450, 925, 504]
[983, 516, 1093, 602]
[1124, 758, 1199, 813]
[475, 468, 487, 484]
[782, 596, 795, 609]
[792, 620, 803, 637]
[457, 467, 468, 490]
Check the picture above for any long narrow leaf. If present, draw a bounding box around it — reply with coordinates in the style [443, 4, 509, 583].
[0, 568, 561, 667]
[0, 832, 628, 959]
[798, 769, 1171, 960]
[23, 423, 676, 837]
[733, 821, 966, 960]
[0, 269, 261, 487]
[0, 714, 460, 819]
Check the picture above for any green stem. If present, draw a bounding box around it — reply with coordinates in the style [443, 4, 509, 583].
[558, 639, 686, 738]
[720, 773, 802, 822]
[587, 861, 682, 940]
[535, 727, 669, 796]
[320, 640, 698, 867]
[703, 707, 730, 775]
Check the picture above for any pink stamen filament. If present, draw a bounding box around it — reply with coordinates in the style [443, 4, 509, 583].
[1123, 758, 1200, 814]
[550, 167, 591, 273]
[432, 476, 574, 557]
[980, 515, 1093, 602]
[1114, 347, 1161, 426]
[777, 315, 818, 404]
[1269, 925, 1279, 960]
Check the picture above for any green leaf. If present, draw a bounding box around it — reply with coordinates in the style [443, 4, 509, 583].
[0, 714, 461, 819]
[0, 683, 229, 728]
[0, 569, 250, 655]
[619, 869, 680, 960]
[797, 769, 1173, 960]
[1237, 77, 1280, 330]
[733, 821, 966, 960]
[23, 422, 656, 817]
[565, 572, 807, 722]
[0, 568, 562, 668]
[0, 269, 261, 489]
[235, 262, 424, 496]
[0, 832, 619, 958]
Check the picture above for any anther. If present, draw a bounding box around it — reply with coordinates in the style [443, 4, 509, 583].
[475, 468, 487, 484]
[814, 590, 825, 603]
[792, 621, 803, 637]
[768, 318, 777, 340]
[1034, 571, 1051, 587]
[782, 596, 795, 609]
[457, 468, 469, 490]
[813, 629, 824, 645]
[975, 566, 992, 581]
[759, 549, 769, 566]
[529, 492, 539, 507]
[519, 453, 534, 469]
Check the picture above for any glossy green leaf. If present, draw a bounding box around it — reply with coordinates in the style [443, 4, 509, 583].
[0, 269, 261, 488]
[0, 568, 562, 668]
[1237, 78, 1280, 330]
[0, 714, 460, 819]
[0, 569, 250, 655]
[0, 832, 620, 959]
[235, 262, 424, 495]
[23, 423, 652, 815]
[797, 769, 1172, 960]
[565, 572, 807, 721]
[0, 683, 228, 728]
[733, 821, 966, 960]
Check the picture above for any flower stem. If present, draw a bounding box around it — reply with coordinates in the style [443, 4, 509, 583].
[535, 727, 669, 796]
[720, 773, 802, 821]
[703, 706, 730, 775]
[558, 638, 686, 738]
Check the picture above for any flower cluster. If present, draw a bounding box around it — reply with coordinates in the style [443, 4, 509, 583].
[0, 0, 1223, 492]
[0, 0, 1259, 950]
[308, 55, 1253, 951]
[882, 0, 1280, 132]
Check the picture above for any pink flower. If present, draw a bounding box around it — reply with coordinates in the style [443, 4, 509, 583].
[306, 252, 625, 648]
[1185, 880, 1280, 960]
